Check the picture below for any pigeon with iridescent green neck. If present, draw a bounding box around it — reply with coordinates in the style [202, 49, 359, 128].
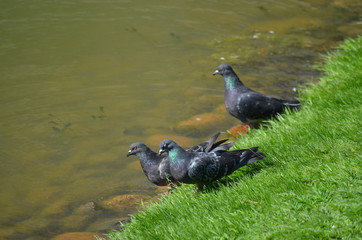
[158, 139, 265, 190]
[213, 64, 300, 128]
[127, 132, 233, 187]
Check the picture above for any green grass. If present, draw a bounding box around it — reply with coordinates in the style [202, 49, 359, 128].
[106, 36, 362, 240]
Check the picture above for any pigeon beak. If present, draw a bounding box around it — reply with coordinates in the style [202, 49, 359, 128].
[213, 69, 220, 75]
[158, 149, 165, 156]
[126, 150, 132, 157]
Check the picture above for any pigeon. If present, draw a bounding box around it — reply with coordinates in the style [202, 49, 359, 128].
[127, 132, 233, 187]
[213, 64, 300, 128]
[158, 139, 265, 191]
[127, 142, 175, 186]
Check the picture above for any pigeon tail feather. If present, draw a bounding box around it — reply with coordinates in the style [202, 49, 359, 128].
[283, 101, 301, 111]
[232, 147, 265, 168]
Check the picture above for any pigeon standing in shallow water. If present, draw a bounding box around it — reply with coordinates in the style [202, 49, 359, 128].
[158, 139, 265, 191]
[213, 64, 300, 128]
[127, 132, 233, 187]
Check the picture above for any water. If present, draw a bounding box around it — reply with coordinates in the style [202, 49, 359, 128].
[0, 0, 361, 239]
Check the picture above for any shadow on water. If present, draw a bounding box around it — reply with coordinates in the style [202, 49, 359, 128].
[0, 0, 361, 239]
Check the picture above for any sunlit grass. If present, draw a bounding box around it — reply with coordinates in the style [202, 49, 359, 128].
[106, 36, 362, 240]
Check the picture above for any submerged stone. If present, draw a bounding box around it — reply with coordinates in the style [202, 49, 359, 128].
[174, 113, 228, 137]
[41, 199, 69, 217]
[58, 202, 99, 231]
[74, 201, 97, 215]
[60, 215, 90, 231]
[228, 125, 250, 137]
[15, 216, 51, 235]
[86, 217, 129, 232]
[99, 194, 145, 211]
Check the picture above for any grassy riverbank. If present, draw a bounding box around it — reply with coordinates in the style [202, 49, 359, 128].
[107, 36, 362, 239]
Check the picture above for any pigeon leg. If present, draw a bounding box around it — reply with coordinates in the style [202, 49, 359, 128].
[248, 122, 262, 129]
[195, 184, 206, 192]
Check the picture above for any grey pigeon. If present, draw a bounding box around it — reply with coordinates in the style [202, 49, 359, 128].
[158, 139, 265, 191]
[127, 132, 233, 187]
[213, 64, 300, 128]
[127, 142, 174, 186]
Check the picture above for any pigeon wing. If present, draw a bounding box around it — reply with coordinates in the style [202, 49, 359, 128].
[188, 153, 220, 183]
[236, 91, 285, 121]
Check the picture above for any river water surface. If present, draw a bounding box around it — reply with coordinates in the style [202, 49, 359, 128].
[0, 1, 361, 239]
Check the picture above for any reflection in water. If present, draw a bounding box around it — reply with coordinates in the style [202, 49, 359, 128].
[0, 0, 360, 239]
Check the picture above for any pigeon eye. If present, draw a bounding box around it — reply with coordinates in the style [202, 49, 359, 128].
[163, 144, 167, 148]
[221, 68, 225, 72]
[133, 146, 137, 150]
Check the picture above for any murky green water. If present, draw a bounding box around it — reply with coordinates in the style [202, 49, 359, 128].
[0, 0, 361, 239]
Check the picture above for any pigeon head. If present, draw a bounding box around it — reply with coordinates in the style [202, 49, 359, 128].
[213, 64, 234, 76]
[127, 142, 148, 157]
[158, 139, 176, 155]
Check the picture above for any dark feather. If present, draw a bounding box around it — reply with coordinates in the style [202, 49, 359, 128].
[127, 132, 233, 187]
[159, 139, 265, 190]
[213, 64, 300, 128]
